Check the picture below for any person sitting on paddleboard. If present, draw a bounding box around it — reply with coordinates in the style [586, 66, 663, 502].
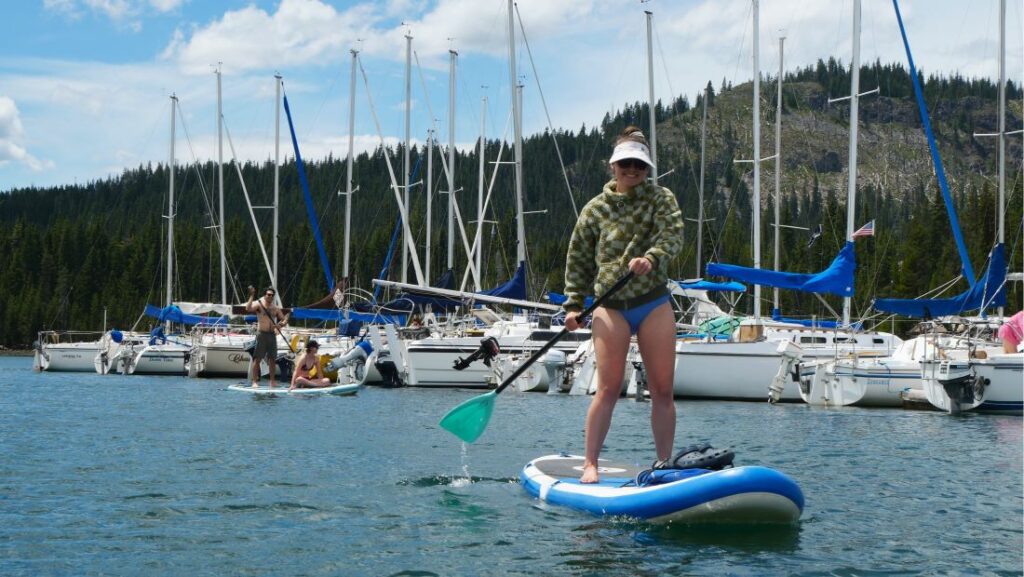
[563, 126, 685, 484]
[246, 286, 289, 389]
[291, 340, 332, 390]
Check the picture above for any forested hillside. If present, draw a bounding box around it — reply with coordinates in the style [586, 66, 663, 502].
[1, 59, 1021, 347]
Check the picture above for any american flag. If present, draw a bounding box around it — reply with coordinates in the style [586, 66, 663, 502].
[852, 220, 875, 239]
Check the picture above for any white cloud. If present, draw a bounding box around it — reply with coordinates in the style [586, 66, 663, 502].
[149, 0, 185, 13]
[0, 96, 51, 171]
[164, 0, 380, 75]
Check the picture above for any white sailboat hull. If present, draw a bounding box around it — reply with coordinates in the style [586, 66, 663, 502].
[37, 342, 102, 372]
[973, 355, 1024, 414]
[127, 343, 189, 375]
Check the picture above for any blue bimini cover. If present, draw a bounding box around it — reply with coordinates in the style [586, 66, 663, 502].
[873, 244, 1007, 318]
[707, 242, 855, 297]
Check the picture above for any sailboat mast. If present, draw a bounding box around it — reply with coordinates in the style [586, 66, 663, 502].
[403, 33, 412, 285]
[773, 36, 785, 313]
[448, 49, 458, 274]
[752, 0, 762, 320]
[426, 129, 433, 282]
[997, 0, 1006, 247]
[477, 95, 486, 290]
[842, 0, 862, 328]
[508, 0, 526, 267]
[997, 0, 1006, 316]
[344, 51, 357, 282]
[274, 74, 281, 292]
[216, 65, 227, 307]
[697, 84, 707, 278]
[167, 94, 177, 325]
[645, 10, 658, 184]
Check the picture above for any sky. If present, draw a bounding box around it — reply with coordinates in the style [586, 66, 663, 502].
[1, 0, 1021, 192]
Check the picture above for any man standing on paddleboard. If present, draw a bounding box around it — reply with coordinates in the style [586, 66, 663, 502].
[563, 126, 685, 484]
[246, 286, 290, 389]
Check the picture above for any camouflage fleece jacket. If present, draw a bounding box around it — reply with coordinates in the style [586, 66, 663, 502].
[563, 179, 685, 312]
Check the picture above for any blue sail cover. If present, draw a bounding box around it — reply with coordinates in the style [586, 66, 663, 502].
[707, 242, 855, 297]
[676, 280, 747, 293]
[873, 244, 1007, 318]
[479, 262, 527, 300]
[144, 304, 228, 326]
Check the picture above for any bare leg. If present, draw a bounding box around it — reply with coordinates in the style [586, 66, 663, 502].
[268, 357, 277, 388]
[636, 302, 677, 463]
[581, 307, 631, 484]
[250, 358, 260, 388]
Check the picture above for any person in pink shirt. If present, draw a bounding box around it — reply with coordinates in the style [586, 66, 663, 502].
[997, 311, 1024, 353]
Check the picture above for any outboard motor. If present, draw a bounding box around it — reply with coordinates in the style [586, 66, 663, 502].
[327, 341, 372, 372]
[453, 337, 501, 371]
[374, 353, 404, 387]
[630, 360, 647, 401]
[938, 372, 989, 409]
[544, 349, 568, 395]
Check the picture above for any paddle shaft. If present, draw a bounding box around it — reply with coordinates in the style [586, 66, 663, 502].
[493, 272, 634, 395]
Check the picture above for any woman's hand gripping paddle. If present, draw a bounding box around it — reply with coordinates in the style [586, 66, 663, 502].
[439, 272, 635, 443]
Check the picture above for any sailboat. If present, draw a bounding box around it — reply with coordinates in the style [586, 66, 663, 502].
[802, 0, 1017, 412]
[674, 0, 901, 403]
[874, 0, 1019, 415]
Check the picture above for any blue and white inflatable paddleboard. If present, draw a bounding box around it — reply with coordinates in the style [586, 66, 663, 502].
[520, 454, 803, 524]
[227, 383, 360, 397]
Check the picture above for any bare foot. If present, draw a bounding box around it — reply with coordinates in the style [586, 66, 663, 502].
[251, 382, 260, 389]
[580, 464, 600, 484]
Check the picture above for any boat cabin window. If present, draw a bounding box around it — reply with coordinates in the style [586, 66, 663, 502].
[834, 337, 856, 344]
[872, 338, 885, 344]
[799, 336, 827, 344]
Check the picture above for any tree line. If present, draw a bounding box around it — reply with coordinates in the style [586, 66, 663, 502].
[1, 59, 1020, 347]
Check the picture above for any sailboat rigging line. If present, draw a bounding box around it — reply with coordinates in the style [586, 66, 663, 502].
[222, 117, 276, 293]
[411, 51, 483, 289]
[356, 57, 426, 286]
[513, 3, 577, 219]
[460, 110, 513, 291]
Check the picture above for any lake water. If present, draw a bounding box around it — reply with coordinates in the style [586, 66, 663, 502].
[1, 356, 1021, 576]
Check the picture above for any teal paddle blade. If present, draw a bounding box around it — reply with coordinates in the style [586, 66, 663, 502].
[439, 390, 498, 443]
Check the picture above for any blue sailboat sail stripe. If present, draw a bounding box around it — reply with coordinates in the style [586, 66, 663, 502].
[283, 93, 334, 292]
[873, 244, 1007, 318]
[706, 242, 855, 298]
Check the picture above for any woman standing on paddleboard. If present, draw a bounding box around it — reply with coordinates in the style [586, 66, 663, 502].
[563, 126, 685, 484]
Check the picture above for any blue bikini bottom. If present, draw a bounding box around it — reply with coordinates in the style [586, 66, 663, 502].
[616, 295, 671, 335]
